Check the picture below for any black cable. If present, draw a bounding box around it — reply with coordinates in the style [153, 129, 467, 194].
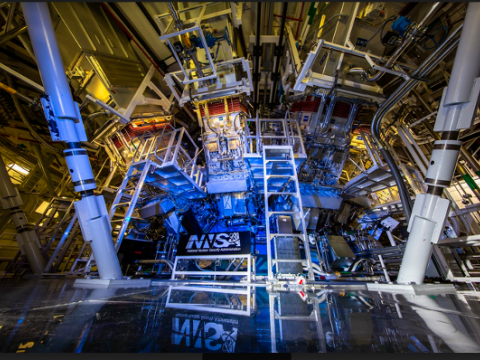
[380, 17, 396, 47]
[360, 16, 396, 49]
[327, 71, 338, 97]
[270, 3, 287, 110]
[253, 2, 261, 112]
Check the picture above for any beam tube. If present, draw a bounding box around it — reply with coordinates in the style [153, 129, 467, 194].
[21, 2, 122, 280]
[397, 2, 480, 284]
[370, 23, 463, 223]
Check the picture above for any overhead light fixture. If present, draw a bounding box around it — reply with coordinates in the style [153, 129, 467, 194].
[7, 164, 29, 175]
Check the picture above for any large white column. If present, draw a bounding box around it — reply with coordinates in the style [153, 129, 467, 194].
[397, 2, 480, 284]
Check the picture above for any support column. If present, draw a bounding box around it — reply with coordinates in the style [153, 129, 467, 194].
[397, 2, 480, 284]
[414, 89, 480, 174]
[21, 2, 122, 280]
[424, 119, 480, 201]
[0, 154, 45, 274]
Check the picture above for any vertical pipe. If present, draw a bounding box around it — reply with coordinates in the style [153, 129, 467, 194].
[270, 3, 287, 109]
[397, 3, 480, 284]
[386, 231, 397, 247]
[424, 120, 480, 198]
[414, 89, 480, 173]
[378, 255, 391, 283]
[21, 2, 122, 280]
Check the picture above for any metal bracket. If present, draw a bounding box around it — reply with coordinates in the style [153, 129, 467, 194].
[434, 77, 480, 131]
[407, 193, 450, 244]
[74, 195, 112, 242]
[365, 54, 410, 80]
[40, 95, 87, 142]
[457, 77, 480, 130]
[85, 94, 130, 124]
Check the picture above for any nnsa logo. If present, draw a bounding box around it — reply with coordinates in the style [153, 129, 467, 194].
[172, 316, 237, 352]
[186, 232, 241, 250]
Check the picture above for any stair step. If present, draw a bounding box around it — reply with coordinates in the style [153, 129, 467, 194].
[268, 211, 298, 215]
[270, 234, 305, 238]
[114, 202, 132, 207]
[265, 175, 294, 178]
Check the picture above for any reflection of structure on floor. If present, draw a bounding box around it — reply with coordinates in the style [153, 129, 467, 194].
[1, 280, 480, 353]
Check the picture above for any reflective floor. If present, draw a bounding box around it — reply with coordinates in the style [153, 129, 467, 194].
[1, 278, 480, 353]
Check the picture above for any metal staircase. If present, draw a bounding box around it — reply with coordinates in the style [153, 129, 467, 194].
[34, 198, 76, 252]
[268, 288, 327, 353]
[5, 197, 76, 275]
[263, 146, 314, 281]
[43, 213, 80, 274]
[80, 125, 206, 276]
[268, 292, 326, 353]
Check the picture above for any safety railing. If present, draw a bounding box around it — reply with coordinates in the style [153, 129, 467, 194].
[130, 125, 205, 191]
[243, 111, 307, 158]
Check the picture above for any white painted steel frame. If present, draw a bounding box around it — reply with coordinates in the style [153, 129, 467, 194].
[159, 23, 217, 84]
[171, 254, 255, 282]
[165, 285, 253, 316]
[164, 57, 253, 105]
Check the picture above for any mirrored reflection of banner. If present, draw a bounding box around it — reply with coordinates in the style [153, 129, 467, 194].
[159, 308, 250, 353]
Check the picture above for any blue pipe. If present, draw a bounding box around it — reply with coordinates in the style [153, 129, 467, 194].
[21, 3, 78, 122]
[21, 2, 123, 280]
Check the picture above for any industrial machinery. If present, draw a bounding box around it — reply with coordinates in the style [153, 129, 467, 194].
[1, 1, 480, 354]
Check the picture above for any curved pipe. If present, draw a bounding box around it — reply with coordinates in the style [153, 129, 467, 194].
[398, 108, 435, 144]
[318, 97, 337, 135]
[370, 24, 463, 221]
[303, 262, 329, 276]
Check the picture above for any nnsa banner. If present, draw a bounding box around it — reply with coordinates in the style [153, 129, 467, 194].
[176, 232, 251, 256]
